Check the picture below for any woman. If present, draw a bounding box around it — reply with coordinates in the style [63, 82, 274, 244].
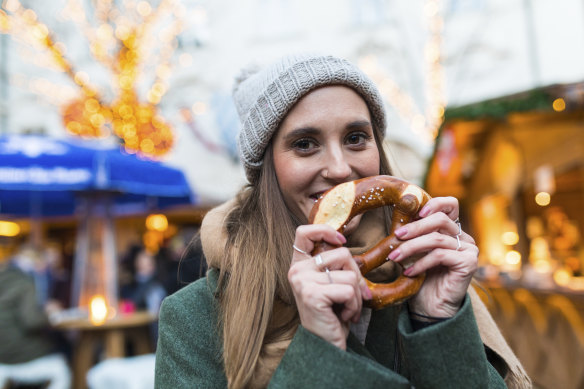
[155, 54, 530, 388]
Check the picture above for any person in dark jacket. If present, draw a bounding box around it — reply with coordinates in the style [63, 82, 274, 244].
[0, 253, 71, 389]
[155, 54, 531, 389]
[121, 247, 166, 346]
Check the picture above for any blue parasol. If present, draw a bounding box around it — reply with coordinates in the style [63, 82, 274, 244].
[0, 135, 195, 217]
[0, 134, 196, 315]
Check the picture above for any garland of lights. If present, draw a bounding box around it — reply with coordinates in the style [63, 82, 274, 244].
[358, 0, 445, 144]
[0, 0, 184, 157]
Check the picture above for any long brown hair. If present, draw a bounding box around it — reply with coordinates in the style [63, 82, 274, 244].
[219, 120, 392, 389]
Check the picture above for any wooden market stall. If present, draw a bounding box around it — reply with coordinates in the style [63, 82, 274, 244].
[425, 82, 584, 388]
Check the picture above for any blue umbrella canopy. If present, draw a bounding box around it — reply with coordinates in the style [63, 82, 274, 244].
[0, 135, 195, 217]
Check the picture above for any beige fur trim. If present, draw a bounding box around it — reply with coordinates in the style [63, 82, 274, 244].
[469, 287, 532, 388]
[200, 198, 237, 269]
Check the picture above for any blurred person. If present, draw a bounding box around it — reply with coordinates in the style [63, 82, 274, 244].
[155, 54, 530, 388]
[119, 243, 143, 302]
[120, 247, 166, 345]
[158, 229, 207, 295]
[10, 243, 69, 309]
[11, 244, 49, 305]
[0, 249, 71, 389]
[43, 242, 71, 309]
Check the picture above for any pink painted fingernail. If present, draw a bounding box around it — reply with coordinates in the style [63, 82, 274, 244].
[419, 206, 430, 217]
[388, 249, 401, 261]
[403, 267, 413, 276]
[365, 288, 373, 300]
[336, 232, 347, 244]
[395, 227, 407, 238]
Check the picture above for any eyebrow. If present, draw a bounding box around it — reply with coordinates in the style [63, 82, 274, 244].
[282, 127, 320, 143]
[346, 120, 372, 130]
[282, 120, 373, 142]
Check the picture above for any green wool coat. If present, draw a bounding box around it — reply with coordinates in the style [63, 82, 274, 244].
[155, 269, 507, 388]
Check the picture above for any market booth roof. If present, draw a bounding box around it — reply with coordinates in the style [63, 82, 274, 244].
[424, 82, 584, 200]
[0, 135, 195, 217]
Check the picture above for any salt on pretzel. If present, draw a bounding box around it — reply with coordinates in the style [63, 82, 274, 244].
[308, 175, 431, 309]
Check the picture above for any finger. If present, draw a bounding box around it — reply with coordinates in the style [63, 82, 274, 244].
[313, 247, 359, 272]
[299, 266, 364, 323]
[313, 268, 364, 322]
[402, 246, 478, 277]
[292, 224, 346, 263]
[395, 212, 461, 241]
[320, 283, 362, 322]
[418, 196, 459, 220]
[313, 249, 371, 303]
[330, 270, 363, 322]
[292, 260, 372, 303]
[297, 268, 358, 286]
[389, 232, 463, 263]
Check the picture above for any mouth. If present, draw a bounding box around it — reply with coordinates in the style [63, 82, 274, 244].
[309, 190, 328, 203]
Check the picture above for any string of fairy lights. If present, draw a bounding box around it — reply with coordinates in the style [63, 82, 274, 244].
[359, 0, 445, 144]
[1, 0, 446, 152]
[0, 0, 185, 157]
[423, 0, 445, 140]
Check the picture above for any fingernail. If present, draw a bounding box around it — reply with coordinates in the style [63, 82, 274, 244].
[403, 267, 413, 276]
[336, 232, 347, 244]
[395, 227, 407, 238]
[388, 249, 400, 261]
[364, 286, 372, 300]
[419, 206, 429, 217]
[360, 278, 372, 299]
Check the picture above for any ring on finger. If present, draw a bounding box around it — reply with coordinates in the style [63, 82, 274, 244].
[313, 254, 333, 283]
[293, 244, 310, 256]
[325, 267, 333, 284]
[454, 218, 462, 236]
[313, 254, 324, 266]
[456, 234, 462, 251]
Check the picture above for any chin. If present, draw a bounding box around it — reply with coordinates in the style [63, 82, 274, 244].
[341, 215, 363, 236]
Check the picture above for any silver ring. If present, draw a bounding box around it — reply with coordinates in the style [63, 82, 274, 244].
[293, 244, 310, 256]
[456, 234, 462, 251]
[455, 218, 462, 236]
[313, 254, 324, 266]
[325, 267, 333, 283]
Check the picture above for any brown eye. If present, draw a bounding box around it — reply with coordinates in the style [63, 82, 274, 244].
[294, 139, 311, 149]
[292, 138, 317, 152]
[346, 132, 368, 146]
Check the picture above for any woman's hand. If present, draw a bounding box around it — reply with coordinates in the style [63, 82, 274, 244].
[288, 225, 372, 350]
[387, 196, 478, 319]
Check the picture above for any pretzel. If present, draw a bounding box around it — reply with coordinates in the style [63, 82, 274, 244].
[308, 175, 431, 309]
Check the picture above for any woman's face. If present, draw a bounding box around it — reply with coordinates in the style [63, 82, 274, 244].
[272, 85, 380, 224]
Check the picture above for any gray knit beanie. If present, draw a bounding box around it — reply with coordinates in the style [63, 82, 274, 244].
[233, 54, 387, 183]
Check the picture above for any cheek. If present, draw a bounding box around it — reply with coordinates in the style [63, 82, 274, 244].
[342, 214, 363, 236]
[358, 151, 381, 177]
[274, 156, 309, 204]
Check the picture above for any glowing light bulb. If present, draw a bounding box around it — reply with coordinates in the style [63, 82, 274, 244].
[535, 192, 551, 206]
[145, 214, 168, 232]
[0, 221, 20, 237]
[505, 250, 521, 266]
[553, 269, 571, 286]
[501, 231, 519, 246]
[552, 98, 566, 112]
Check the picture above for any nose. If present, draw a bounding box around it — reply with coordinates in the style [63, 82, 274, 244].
[323, 146, 352, 181]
